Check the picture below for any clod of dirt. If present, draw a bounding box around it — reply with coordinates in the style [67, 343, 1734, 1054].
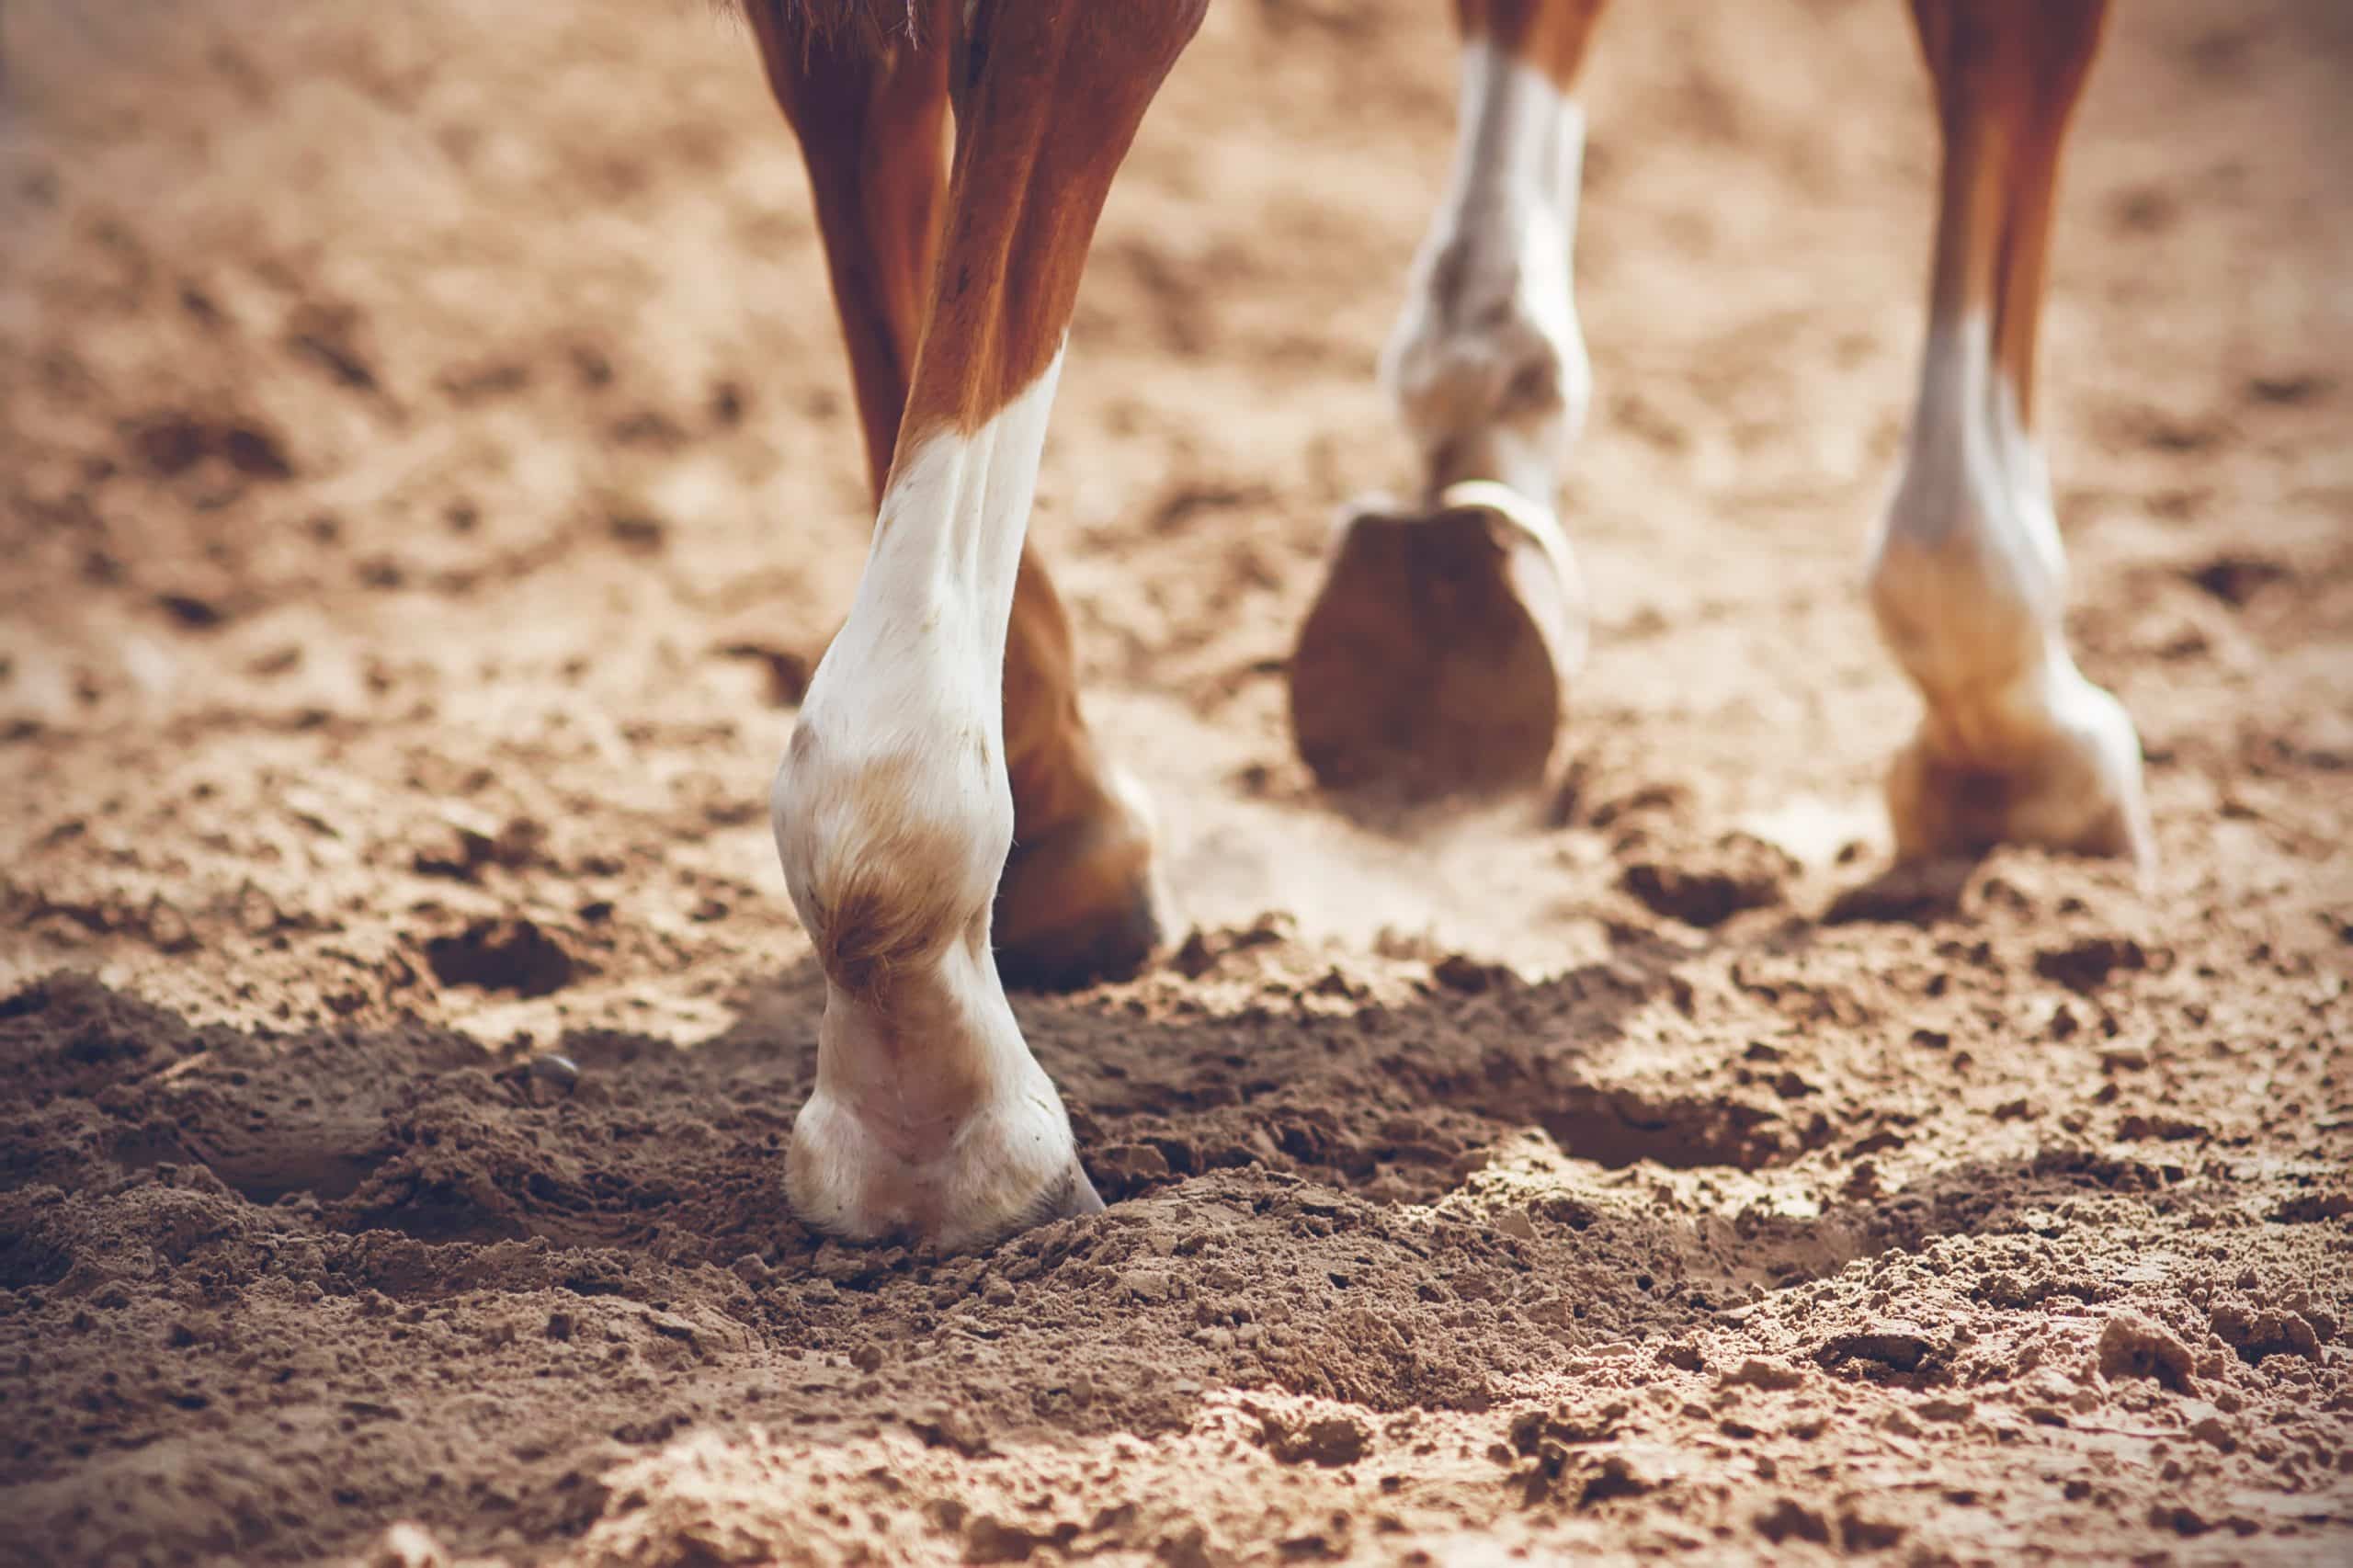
[1508, 1401, 1628, 1453]
[1721, 1357, 1808, 1392]
[2116, 1111, 2206, 1142]
[906, 1405, 994, 1459]
[1431, 951, 1514, 994]
[1620, 835, 1795, 928]
[1755, 1498, 1833, 1545]
[1258, 1410, 1370, 1468]
[1154, 1525, 1216, 1568]
[1505, 1403, 1647, 1508]
[2208, 1301, 2327, 1365]
[1574, 1454, 1654, 1508]
[1519, 1449, 1657, 1511]
[2097, 1311, 2197, 1390]
[423, 918, 577, 996]
[1167, 913, 1295, 978]
[1815, 1324, 1938, 1375]
[965, 1516, 1065, 1563]
[1087, 1142, 1174, 1197]
[1839, 1511, 1908, 1552]
[1171, 929, 1219, 979]
[2035, 936, 2150, 993]
[1657, 1342, 1707, 1373]
[2269, 1186, 2353, 1223]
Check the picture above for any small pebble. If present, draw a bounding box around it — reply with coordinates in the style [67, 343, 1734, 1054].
[525, 1052, 580, 1104]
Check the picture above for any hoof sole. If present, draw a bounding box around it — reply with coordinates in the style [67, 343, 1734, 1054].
[1289, 483, 1586, 800]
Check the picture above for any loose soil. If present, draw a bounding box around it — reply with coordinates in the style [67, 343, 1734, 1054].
[3, 1, 2349, 1563]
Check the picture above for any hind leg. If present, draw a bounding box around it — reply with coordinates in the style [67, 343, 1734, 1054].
[1290, 1, 1606, 798]
[1869, 0, 2151, 868]
[752, 5, 1165, 991]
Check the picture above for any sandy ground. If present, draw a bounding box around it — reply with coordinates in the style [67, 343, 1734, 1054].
[3, 0, 2350, 1562]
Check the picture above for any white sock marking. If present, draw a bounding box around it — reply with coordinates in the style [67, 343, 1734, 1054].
[770, 350, 1080, 1244]
[1384, 40, 1592, 502]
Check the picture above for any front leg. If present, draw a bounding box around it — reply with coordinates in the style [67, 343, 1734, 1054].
[1870, 0, 2151, 869]
[749, 5, 1164, 994]
[768, 0, 1205, 1249]
[775, 365, 1095, 1246]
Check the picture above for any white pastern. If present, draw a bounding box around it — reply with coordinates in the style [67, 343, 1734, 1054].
[1870, 316, 2049, 714]
[1870, 312, 2086, 756]
[1384, 40, 1592, 503]
[1867, 313, 2148, 861]
[771, 349, 1092, 1247]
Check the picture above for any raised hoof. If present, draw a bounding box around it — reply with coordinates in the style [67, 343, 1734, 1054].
[1289, 482, 1587, 800]
[1885, 676, 2154, 873]
[994, 767, 1165, 991]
